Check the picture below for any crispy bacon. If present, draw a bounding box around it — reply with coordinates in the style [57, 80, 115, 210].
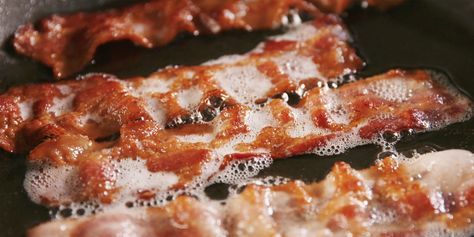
[12, 0, 405, 79]
[27, 150, 474, 237]
[2, 20, 472, 205]
[13, 0, 318, 79]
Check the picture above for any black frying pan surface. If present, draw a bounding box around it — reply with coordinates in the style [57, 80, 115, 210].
[0, 0, 473, 236]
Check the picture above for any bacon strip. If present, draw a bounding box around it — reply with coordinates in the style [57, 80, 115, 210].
[3, 19, 473, 206]
[27, 149, 474, 237]
[13, 0, 318, 79]
[12, 0, 405, 79]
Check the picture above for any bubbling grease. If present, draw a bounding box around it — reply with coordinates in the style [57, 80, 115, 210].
[25, 154, 274, 219]
[24, 164, 81, 205]
[212, 65, 274, 105]
[405, 149, 474, 194]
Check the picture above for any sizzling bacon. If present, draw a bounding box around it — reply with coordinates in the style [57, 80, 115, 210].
[12, 0, 405, 79]
[13, 0, 318, 79]
[2, 20, 473, 205]
[27, 150, 474, 237]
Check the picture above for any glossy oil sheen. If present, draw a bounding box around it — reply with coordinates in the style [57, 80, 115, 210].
[0, 0, 473, 236]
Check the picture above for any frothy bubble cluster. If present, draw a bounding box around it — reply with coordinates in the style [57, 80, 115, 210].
[25, 154, 275, 219]
[211, 156, 273, 185]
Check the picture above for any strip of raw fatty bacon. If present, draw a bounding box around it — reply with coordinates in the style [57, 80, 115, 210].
[12, 0, 405, 79]
[1, 19, 471, 209]
[28, 150, 474, 237]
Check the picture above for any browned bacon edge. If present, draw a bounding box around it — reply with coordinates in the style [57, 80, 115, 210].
[27, 150, 474, 237]
[12, 0, 404, 79]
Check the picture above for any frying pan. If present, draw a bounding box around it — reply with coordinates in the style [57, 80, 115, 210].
[0, 0, 473, 236]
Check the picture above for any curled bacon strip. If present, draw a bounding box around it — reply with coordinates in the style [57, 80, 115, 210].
[27, 150, 474, 237]
[13, 0, 318, 79]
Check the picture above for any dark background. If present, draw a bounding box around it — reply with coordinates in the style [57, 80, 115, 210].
[0, 0, 473, 236]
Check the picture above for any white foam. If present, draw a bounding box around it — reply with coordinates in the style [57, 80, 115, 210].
[133, 23, 147, 34]
[212, 65, 273, 105]
[176, 133, 215, 143]
[330, 24, 350, 41]
[142, 96, 166, 125]
[288, 107, 328, 138]
[418, 223, 474, 237]
[25, 158, 180, 218]
[211, 105, 278, 156]
[212, 155, 273, 185]
[24, 164, 81, 204]
[176, 87, 203, 110]
[205, 22, 318, 68]
[114, 159, 179, 194]
[57, 85, 72, 95]
[131, 76, 172, 96]
[246, 106, 278, 138]
[312, 126, 372, 156]
[24, 145, 278, 219]
[368, 77, 413, 103]
[321, 91, 350, 125]
[18, 100, 34, 120]
[271, 23, 318, 42]
[49, 94, 75, 116]
[406, 149, 474, 194]
[271, 52, 321, 82]
[79, 113, 103, 125]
